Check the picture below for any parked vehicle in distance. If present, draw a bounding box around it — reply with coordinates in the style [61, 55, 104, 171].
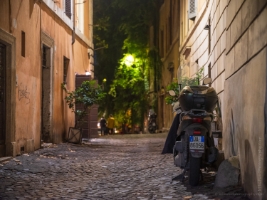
[148, 113, 157, 133]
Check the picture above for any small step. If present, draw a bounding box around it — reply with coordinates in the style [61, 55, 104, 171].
[0, 157, 12, 163]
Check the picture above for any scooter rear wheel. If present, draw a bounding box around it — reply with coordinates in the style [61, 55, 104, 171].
[189, 156, 201, 186]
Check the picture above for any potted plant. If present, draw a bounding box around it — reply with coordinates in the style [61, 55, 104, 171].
[62, 80, 105, 143]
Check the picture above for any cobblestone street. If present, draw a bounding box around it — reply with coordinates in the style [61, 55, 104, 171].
[0, 133, 249, 200]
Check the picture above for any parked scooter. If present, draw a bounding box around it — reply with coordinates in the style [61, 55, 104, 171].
[169, 78, 220, 186]
[148, 113, 157, 133]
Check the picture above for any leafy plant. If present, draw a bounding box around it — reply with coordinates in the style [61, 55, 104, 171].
[165, 68, 204, 105]
[62, 80, 106, 128]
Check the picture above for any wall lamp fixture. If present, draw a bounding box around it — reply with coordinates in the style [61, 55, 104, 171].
[204, 25, 210, 30]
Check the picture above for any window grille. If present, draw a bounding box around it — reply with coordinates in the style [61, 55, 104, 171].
[188, 0, 197, 20]
[65, 0, 71, 19]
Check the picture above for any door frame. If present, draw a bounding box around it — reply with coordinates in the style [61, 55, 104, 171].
[41, 31, 54, 143]
[0, 28, 16, 157]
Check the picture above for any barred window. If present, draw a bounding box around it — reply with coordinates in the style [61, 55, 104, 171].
[188, 0, 197, 20]
[65, 0, 71, 19]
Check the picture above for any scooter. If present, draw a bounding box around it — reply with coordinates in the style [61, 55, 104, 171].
[169, 78, 220, 186]
[148, 113, 157, 133]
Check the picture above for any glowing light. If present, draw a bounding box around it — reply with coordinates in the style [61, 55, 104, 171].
[124, 54, 134, 66]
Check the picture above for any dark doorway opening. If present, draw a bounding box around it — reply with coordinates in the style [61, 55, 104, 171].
[41, 44, 52, 142]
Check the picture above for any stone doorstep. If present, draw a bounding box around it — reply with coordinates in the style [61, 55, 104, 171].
[0, 157, 12, 163]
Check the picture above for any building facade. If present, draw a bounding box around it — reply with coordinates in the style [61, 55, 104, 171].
[158, 0, 180, 130]
[158, 0, 267, 198]
[0, 0, 94, 157]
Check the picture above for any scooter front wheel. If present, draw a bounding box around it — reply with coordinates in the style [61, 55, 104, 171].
[189, 156, 201, 186]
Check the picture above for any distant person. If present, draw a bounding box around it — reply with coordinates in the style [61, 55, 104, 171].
[100, 117, 107, 135]
[107, 114, 115, 134]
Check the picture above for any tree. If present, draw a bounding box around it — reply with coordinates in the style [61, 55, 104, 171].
[93, 0, 161, 131]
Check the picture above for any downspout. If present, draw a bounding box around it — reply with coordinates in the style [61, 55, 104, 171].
[9, 0, 12, 33]
[72, 0, 75, 44]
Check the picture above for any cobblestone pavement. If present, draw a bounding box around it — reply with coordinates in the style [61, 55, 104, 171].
[0, 133, 249, 200]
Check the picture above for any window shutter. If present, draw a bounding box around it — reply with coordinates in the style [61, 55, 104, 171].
[65, 0, 71, 19]
[188, 0, 197, 20]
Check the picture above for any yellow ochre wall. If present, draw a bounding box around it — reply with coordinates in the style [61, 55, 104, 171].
[0, 0, 93, 156]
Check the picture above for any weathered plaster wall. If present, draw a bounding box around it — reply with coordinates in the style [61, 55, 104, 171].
[0, 1, 9, 31]
[223, 0, 267, 198]
[0, 0, 93, 156]
[224, 48, 266, 199]
[41, 2, 92, 143]
[159, 0, 180, 129]
[9, 1, 42, 155]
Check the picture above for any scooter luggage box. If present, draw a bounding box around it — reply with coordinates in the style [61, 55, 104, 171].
[179, 86, 218, 112]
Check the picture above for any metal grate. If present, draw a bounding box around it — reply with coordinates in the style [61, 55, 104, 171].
[188, 0, 197, 20]
[65, 0, 71, 19]
[189, 0, 195, 13]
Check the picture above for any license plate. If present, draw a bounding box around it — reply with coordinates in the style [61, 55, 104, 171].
[189, 136, 204, 150]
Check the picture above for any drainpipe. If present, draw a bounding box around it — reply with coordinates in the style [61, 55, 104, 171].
[9, 0, 12, 33]
[88, 0, 94, 76]
[72, 0, 75, 44]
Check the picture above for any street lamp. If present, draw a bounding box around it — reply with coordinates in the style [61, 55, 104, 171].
[124, 54, 134, 67]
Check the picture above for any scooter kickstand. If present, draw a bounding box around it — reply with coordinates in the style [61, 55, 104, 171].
[172, 169, 186, 181]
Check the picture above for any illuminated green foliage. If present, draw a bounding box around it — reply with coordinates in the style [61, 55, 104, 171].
[93, 0, 161, 130]
[62, 80, 106, 128]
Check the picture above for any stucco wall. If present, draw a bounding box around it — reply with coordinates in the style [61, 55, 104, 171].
[6, 1, 42, 154]
[159, 0, 180, 129]
[223, 0, 267, 198]
[0, 0, 93, 156]
[224, 48, 266, 198]
[41, 4, 91, 143]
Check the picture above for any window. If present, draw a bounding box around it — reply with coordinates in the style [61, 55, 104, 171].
[188, 0, 197, 20]
[63, 57, 69, 84]
[65, 0, 71, 19]
[21, 31, 25, 57]
[42, 45, 50, 69]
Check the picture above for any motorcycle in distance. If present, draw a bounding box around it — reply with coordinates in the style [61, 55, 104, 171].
[169, 77, 220, 186]
[148, 113, 157, 133]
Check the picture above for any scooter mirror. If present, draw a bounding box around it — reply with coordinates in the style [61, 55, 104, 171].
[203, 77, 212, 85]
[168, 90, 176, 96]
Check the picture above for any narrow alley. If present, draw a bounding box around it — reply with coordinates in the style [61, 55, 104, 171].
[0, 133, 248, 200]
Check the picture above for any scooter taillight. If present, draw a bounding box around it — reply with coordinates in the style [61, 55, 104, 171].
[193, 131, 201, 135]
[192, 118, 203, 123]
